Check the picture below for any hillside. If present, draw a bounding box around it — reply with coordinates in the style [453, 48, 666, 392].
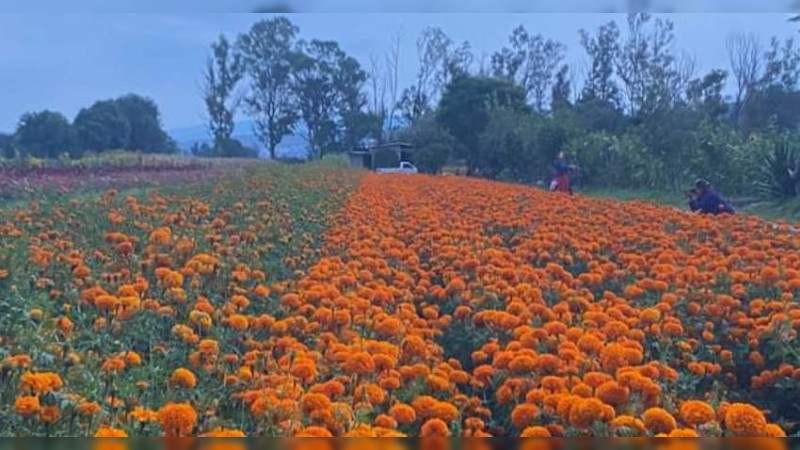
[168, 121, 308, 159]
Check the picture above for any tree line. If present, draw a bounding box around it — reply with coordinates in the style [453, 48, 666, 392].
[206, 14, 800, 199]
[0, 94, 176, 160]
[395, 14, 800, 200]
[201, 17, 376, 159]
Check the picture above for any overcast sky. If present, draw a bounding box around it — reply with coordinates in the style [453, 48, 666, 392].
[0, 13, 798, 133]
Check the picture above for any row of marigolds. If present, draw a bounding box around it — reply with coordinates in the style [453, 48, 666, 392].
[3, 169, 800, 437]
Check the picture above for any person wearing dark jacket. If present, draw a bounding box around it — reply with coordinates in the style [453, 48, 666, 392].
[689, 179, 735, 215]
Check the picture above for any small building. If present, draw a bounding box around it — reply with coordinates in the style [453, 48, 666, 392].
[348, 142, 413, 170]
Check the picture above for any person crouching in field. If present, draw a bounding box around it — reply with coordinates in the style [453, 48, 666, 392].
[550, 152, 577, 194]
[688, 179, 735, 215]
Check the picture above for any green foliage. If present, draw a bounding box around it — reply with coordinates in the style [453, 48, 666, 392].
[238, 17, 299, 160]
[0, 133, 15, 159]
[396, 113, 454, 174]
[114, 94, 175, 153]
[204, 35, 245, 151]
[291, 39, 367, 158]
[73, 99, 131, 153]
[437, 75, 528, 174]
[191, 138, 258, 158]
[756, 137, 800, 199]
[14, 110, 75, 159]
[318, 153, 350, 168]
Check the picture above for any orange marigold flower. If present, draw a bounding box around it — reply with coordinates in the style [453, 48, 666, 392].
[170, 368, 197, 389]
[101, 357, 126, 374]
[157, 402, 198, 437]
[94, 426, 129, 437]
[14, 395, 40, 417]
[301, 393, 332, 413]
[679, 400, 715, 427]
[342, 351, 376, 376]
[511, 404, 540, 429]
[569, 398, 613, 429]
[724, 403, 767, 436]
[389, 403, 417, 425]
[520, 426, 551, 437]
[202, 428, 247, 437]
[295, 426, 334, 437]
[596, 381, 630, 407]
[763, 424, 787, 437]
[420, 418, 450, 437]
[39, 405, 60, 423]
[128, 407, 158, 423]
[668, 428, 699, 437]
[20, 372, 63, 395]
[643, 407, 677, 434]
[77, 401, 102, 416]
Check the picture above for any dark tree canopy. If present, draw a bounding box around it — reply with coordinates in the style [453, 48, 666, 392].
[437, 76, 528, 174]
[114, 94, 174, 153]
[73, 100, 131, 152]
[15, 111, 75, 159]
[204, 35, 245, 156]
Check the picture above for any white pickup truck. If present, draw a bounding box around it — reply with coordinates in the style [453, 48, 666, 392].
[376, 161, 419, 174]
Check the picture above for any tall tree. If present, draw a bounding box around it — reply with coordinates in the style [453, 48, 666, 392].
[727, 32, 762, 125]
[551, 65, 572, 112]
[615, 13, 692, 116]
[437, 76, 528, 175]
[73, 99, 130, 152]
[0, 133, 15, 159]
[579, 21, 621, 106]
[398, 27, 472, 124]
[114, 94, 174, 153]
[334, 51, 369, 152]
[686, 69, 728, 122]
[492, 26, 566, 111]
[15, 111, 75, 159]
[238, 17, 299, 160]
[203, 35, 245, 156]
[292, 40, 367, 158]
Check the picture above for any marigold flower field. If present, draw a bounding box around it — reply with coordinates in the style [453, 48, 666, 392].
[1, 163, 800, 437]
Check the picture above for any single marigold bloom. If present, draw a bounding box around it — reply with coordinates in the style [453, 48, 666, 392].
[129, 407, 157, 423]
[389, 403, 417, 425]
[431, 401, 459, 422]
[295, 426, 334, 437]
[77, 401, 102, 416]
[14, 395, 40, 417]
[610, 415, 647, 435]
[157, 402, 198, 437]
[20, 372, 63, 394]
[94, 426, 129, 437]
[724, 403, 767, 436]
[643, 407, 677, 434]
[342, 351, 376, 376]
[668, 429, 699, 437]
[101, 357, 126, 374]
[763, 424, 787, 437]
[679, 400, 715, 426]
[520, 426, 551, 437]
[569, 398, 613, 429]
[301, 393, 332, 413]
[39, 405, 60, 423]
[511, 404, 540, 429]
[420, 418, 449, 437]
[202, 428, 247, 437]
[375, 414, 398, 429]
[596, 381, 630, 407]
[170, 368, 197, 389]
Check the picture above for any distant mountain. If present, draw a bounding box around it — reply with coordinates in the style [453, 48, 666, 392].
[168, 121, 309, 159]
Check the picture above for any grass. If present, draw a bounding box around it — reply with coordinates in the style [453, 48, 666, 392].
[579, 186, 800, 224]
